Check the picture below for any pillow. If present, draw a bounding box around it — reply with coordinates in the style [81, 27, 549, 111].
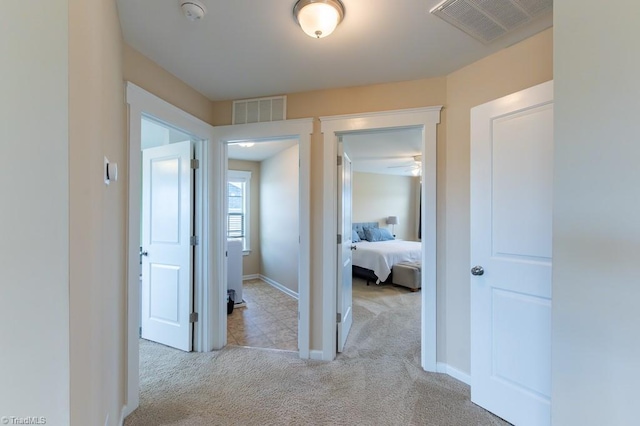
[352, 230, 361, 243]
[364, 227, 395, 242]
[353, 222, 378, 240]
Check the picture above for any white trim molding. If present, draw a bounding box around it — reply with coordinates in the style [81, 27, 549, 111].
[260, 275, 299, 300]
[210, 118, 314, 360]
[436, 363, 472, 386]
[320, 106, 442, 370]
[119, 406, 127, 426]
[227, 170, 252, 251]
[124, 82, 216, 417]
[309, 350, 325, 361]
[242, 274, 260, 281]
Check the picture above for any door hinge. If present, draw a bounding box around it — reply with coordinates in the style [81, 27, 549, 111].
[337, 313, 342, 323]
[337, 234, 342, 244]
[190, 236, 199, 246]
[191, 158, 199, 169]
[337, 155, 342, 166]
[189, 312, 198, 323]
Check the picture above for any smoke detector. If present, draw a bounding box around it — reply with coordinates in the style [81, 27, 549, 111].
[180, 1, 207, 21]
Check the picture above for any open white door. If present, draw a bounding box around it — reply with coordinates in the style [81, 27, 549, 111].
[141, 140, 194, 351]
[470, 81, 553, 426]
[337, 142, 354, 352]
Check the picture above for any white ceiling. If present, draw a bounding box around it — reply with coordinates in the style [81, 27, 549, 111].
[228, 138, 298, 162]
[121, 1, 551, 174]
[116, 0, 552, 101]
[343, 127, 423, 176]
[227, 129, 422, 175]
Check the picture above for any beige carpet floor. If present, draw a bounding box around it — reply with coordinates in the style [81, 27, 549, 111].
[125, 278, 508, 426]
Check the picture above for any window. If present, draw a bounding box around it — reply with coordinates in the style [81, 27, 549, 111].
[227, 170, 251, 252]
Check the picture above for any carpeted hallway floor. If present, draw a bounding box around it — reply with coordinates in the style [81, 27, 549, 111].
[125, 278, 508, 425]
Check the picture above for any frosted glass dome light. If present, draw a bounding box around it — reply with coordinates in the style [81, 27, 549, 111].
[294, 0, 345, 39]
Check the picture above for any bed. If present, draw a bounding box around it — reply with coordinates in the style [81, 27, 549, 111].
[351, 222, 422, 284]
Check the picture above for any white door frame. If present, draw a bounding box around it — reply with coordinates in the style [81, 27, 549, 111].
[320, 107, 441, 370]
[124, 82, 215, 416]
[209, 119, 313, 357]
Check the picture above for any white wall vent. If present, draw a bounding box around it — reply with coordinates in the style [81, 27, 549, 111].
[232, 95, 286, 125]
[430, 0, 552, 44]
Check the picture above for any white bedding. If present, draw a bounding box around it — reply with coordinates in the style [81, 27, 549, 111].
[352, 240, 421, 282]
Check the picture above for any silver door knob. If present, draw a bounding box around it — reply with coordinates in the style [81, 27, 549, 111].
[471, 266, 484, 276]
[350, 245, 357, 251]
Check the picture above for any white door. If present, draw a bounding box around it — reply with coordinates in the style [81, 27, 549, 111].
[141, 140, 194, 351]
[470, 81, 553, 426]
[337, 142, 354, 352]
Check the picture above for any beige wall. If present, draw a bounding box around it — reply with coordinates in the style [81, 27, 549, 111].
[282, 29, 551, 360]
[228, 160, 261, 277]
[213, 77, 447, 351]
[444, 28, 553, 372]
[123, 44, 215, 125]
[553, 3, 639, 424]
[352, 172, 419, 241]
[211, 77, 446, 126]
[147, 28, 552, 365]
[260, 145, 300, 293]
[1, 0, 127, 424]
[69, 0, 127, 424]
[0, 1, 70, 423]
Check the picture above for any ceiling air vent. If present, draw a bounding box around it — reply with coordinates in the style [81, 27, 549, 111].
[232, 95, 287, 125]
[430, 0, 552, 44]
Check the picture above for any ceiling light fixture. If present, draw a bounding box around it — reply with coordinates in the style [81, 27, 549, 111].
[293, 0, 345, 39]
[237, 142, 255, 148]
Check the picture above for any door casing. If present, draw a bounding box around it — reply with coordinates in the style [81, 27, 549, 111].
[208, 120, 313, 356]
[320, 107, 441, 369]
[125, 82, 213, 416]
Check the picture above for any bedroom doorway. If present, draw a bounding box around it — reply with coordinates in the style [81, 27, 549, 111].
[340, 129, 424, 354]
[320, 107, 441, 370]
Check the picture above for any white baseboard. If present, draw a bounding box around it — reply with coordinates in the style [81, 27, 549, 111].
[309, 350, 324, 361]
[119, 405, 127, 425]
[436, 362, 471, 385]
[260, 275, 299, 300]
[242, 274, 259, 281]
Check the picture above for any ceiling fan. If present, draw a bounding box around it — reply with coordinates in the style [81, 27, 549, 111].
[387, 155, 422, 176]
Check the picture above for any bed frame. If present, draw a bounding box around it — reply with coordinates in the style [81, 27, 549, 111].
[351, 222, 384, 285]
[352, 265, 392, 286]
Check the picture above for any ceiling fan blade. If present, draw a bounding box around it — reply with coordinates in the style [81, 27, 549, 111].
[356, 155, 415, 161]
[387, 164, 413, 169]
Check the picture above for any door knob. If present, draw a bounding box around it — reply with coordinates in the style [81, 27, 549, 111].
[350, 245, 357, 251]
[471, 265, 484, 276]
[141, 251, 149, 256]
